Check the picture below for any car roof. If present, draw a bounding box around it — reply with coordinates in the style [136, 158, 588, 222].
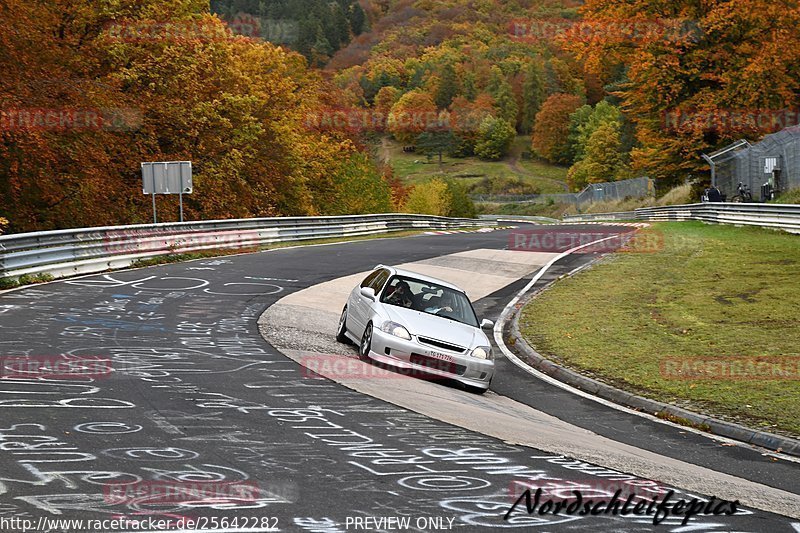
[374, 264, 464, 293]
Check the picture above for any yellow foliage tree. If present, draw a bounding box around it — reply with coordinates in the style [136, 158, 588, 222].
[403, 179, 451, 216]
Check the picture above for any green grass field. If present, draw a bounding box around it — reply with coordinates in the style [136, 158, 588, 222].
[381, 136, 568, 194]
[519, 221, 800, 437]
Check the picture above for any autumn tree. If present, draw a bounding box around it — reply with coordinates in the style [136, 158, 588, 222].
[435, 62, 460, 109]
[374, 86, 400, 118]
[567, 122, 624, 190]
[443, 178, 476, 218]
[0, 0, 392, 231]
[474, 117, 516, 160]
[388, 90, 438, 144]
[488, 66, 518, 126]
[404, 178, 451, 216]
[448, 94, 496, 156]
[566, 104, 594, 164]
[311, 152, 393, 215]
[532, 94, 583, 165]
[567, 0, 800, 184]
[520, 61, 546, 134]
[567, 100, 623, 165]
[402, 177, 475, 218]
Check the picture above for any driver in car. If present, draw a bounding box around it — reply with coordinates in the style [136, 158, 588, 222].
[386, 281, 414, 308]
[425, 291, 456, 317]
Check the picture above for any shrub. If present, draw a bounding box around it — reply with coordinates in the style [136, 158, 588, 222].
[404, 178, 451, 216]
[403, 178, 476, 218]
[444, 178, 476, 218]
[474, 117, 516, 160]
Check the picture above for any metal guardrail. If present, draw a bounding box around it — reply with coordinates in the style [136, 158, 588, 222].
[0, 214, 494, 280]
[562, 211, 639, 222]
[479, 214, 561, 224]
[562, 203, 800, 234]
[635, 203, 800, 233]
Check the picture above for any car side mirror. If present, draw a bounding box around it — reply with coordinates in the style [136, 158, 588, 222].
[480, 319, 494, 330]
[360, 287, 376, 301]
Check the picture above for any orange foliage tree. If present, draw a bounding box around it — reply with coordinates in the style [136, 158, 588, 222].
[0, 0, 391, 232]
[564, 0, 800, 184]
[532, 94, 584, 165]
[387, 90, 438, 144]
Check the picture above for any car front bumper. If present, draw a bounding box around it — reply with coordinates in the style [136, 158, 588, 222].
[367, 327, 494, 389]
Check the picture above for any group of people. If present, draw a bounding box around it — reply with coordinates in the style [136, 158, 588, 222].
[702, 185, 723, 202]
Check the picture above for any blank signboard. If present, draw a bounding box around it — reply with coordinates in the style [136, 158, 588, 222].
[142, 161, 192, 195]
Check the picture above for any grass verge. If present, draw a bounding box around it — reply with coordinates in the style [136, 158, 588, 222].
[0, 272, 54, 290]
[476, 201, 574, 219]
[769, 187, 800, 204]
[519, 221, 800, 438]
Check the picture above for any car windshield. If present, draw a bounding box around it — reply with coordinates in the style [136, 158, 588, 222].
[380, 275, 479, 327]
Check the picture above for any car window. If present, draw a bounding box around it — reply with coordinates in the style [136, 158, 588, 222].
[380, 275, 479, 327]
[381, 276, 415, 309]
[370, 269, 390, 293]
[360, 269, 381, 288]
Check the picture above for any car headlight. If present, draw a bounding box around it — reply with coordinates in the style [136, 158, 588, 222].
[380, 321, 411, 340]
[471, 346, 492, 360]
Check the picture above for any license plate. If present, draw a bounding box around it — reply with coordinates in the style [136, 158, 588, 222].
[427, 351, 454, 363]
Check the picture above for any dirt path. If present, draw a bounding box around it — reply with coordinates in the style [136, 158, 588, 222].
[379, 136, 392, 163]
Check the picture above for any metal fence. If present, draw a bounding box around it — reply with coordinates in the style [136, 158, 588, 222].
[0, 214, 494, 281]
[563, 203, 800, 234]
[471, 176, 654, 207]
[711, 128, 800, 199]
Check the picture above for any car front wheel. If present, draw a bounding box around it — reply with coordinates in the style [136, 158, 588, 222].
[359, 322, 373, 361]
[464, 384, 489, 395]
[336, 306, 351, 344]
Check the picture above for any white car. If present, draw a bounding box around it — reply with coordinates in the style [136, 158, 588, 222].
[336, 265, 495, 393]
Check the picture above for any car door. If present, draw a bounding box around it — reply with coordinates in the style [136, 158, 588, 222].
[350, 269, 382, 334]
[367, 269, 390, 322]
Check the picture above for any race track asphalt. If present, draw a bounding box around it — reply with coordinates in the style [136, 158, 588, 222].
[0, 224, 797, 532]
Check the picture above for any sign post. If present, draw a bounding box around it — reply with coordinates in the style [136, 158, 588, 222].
[141, 161, 193, 223]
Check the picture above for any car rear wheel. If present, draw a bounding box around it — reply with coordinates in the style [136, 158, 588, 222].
[359, 322, 373, 362]
[336, 306, 351, 344]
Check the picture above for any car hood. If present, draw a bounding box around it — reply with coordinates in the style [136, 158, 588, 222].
[384, 306, 482, 349]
